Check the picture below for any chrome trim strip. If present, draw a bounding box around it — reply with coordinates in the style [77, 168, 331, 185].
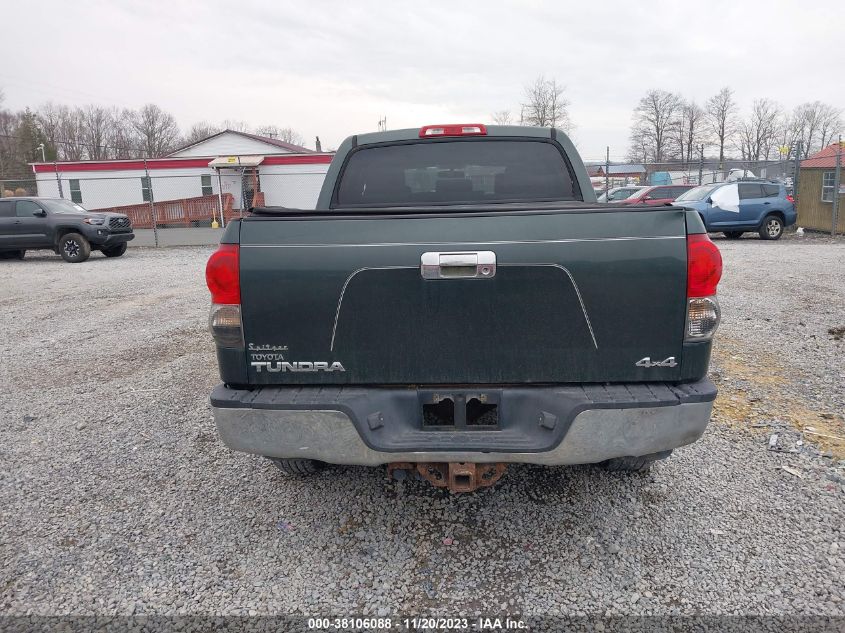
[241, 235, 684, 249]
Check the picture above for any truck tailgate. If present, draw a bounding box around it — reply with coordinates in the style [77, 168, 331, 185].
[238, 206, 688, 384]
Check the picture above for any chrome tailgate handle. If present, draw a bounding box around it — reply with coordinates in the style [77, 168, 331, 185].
[421, 251, 496, 279]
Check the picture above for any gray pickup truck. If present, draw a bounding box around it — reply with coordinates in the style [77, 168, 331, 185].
[206, 124, 723, 492]
[0, 197, 133, 262]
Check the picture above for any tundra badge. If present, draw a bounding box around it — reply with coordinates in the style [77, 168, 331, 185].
[251, 361, 346, 373]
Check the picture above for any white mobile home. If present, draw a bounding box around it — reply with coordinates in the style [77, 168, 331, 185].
[32, 130, 332, 226]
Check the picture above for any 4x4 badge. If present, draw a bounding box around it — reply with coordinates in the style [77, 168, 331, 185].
[636, 356, 677, 368]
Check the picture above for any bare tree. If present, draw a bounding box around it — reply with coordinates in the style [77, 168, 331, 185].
[280, 127, 305, 146]
[131, 104, 181, 157]
[629, 89, 681, 163]
[0, 108, 23, 176]
[280, 127, 304, 145]
[627, 125, 651, 163]
[774, 113, 797, 160]
[735, 98, 781, 161]
[520, 76, 571, 131]
[817, 103, 843, 151]
[221, 119, 251, 133]
[108, 108, 141, 159]
[36, 102, 63, 154]
[255, 124, 281, 139]
[705, 87, 737, 167]
[788, 101, 841, 157]
[184, 121, 221, 145]
[255, 125, 304, 146]
[682, 101, 705, 165]
[56, 106, 85, 161]
[669, 100, 705, 165]
[791, 102, 822, 158]
[491, 110, 512, 125]
[80, 105, 113, 160]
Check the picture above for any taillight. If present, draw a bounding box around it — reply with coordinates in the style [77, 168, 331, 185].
[786, 194, 794, 203]
[206, 244, 240, 304]
[687, 234, 722, 297]
[206, 244, 243, 348]
[686, 233, 722, 341]
[419, 124, 487, 138]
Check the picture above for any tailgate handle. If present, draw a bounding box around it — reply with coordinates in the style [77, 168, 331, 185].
[421, 251, 496, 279]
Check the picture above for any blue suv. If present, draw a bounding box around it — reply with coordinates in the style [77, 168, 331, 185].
[675, 181, 797, 240]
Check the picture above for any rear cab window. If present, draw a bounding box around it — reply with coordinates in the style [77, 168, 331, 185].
[333, 139, 579, 208]
[0, 200, 14, 217]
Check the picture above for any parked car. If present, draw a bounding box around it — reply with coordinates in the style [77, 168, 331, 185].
[674, 181, 796, 240]
[0, 197, 134, 262]
[617, 184, 694, 206]
[206, 123, 722, 493]
[597, 186, 646, 202]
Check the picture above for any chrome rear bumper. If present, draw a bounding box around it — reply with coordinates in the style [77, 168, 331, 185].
[212, 381, 714, 466]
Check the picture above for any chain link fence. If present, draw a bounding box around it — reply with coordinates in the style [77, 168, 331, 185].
[584, 158, 797, 190]
[4, 150, 841, 240]
[2, 166, 329, 245]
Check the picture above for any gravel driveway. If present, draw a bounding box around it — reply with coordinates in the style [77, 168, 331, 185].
[1, 237, 843, 622]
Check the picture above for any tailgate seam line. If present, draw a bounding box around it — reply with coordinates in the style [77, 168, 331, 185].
[331, 266, 415, 351]
[500, 263, 598, 349]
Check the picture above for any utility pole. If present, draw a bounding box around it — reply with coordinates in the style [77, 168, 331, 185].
[604, 146, 610, 196]
[833, 135, 842, 237]
[37, 143, 46, 162]
[793, 140, 802, 207]
[54, 162, 63, 198]
[698, 145, 704, 185]
[144, 159, 159, 247]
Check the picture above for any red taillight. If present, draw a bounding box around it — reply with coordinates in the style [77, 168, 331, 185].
[787, 194, 794, 203]
[206, 243, 240, 304]
[419, 124, 487, 138]
[687, 233, 722, 297]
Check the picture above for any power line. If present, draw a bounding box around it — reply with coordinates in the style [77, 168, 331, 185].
[0, 132, 147, 155]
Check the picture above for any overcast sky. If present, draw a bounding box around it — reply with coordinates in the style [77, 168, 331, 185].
[2, 0, 842, 159]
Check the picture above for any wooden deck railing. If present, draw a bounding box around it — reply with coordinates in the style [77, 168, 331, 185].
[92, 193, 238, 228]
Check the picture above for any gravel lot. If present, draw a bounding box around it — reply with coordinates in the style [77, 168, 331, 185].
[1, 236, 843, 620]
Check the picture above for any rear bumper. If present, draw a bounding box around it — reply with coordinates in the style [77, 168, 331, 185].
[211, 379, 716, 466]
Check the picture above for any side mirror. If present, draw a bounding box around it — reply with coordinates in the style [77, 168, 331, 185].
[643, 196, 653, 201]
[35, 209, 47, 217]
[705, 197, 713, 204]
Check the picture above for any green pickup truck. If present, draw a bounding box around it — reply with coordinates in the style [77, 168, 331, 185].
[206, 124, 723, 493]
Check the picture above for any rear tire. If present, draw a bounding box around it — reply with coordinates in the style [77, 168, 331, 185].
[759, 215, 784, 240]
[14, 249, 25, 260]
[59, 233, 91, 263]
[102, 242, 127, 258]
[723, 231, 743, 239]
[599, 450, 672, 472]
[267, 457, 325, 476]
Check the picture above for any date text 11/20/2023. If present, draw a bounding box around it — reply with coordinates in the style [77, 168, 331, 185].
[307, 616, 528, 630]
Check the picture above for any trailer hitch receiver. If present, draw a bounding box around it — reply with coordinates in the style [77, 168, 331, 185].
[388, 461, 507, 493]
